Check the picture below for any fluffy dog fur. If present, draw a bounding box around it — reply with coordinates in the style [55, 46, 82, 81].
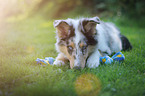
[53, 16, 132, 69]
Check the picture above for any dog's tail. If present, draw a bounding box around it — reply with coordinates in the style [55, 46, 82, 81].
[120, 34, 132, 51]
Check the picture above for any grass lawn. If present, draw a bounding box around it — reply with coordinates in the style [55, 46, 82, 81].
[0, 16, 145, 96]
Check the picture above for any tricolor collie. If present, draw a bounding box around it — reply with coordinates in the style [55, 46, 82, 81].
[53, 16, 132, 69]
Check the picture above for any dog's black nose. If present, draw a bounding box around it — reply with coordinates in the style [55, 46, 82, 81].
[73, 66, 81, 70]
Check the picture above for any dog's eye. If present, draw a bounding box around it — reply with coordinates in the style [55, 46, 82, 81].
[67, 46, 73, 55]
[68, 46, 73, 50]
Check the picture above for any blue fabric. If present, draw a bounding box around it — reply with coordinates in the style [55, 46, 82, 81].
[45, 57, 55, 64]
[100, 56, 113, 64]
[100, 52, 125, 64]
[112, 52, 125, 61]
[36, 57, 55, 65]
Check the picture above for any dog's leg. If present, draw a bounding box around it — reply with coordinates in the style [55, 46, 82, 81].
[53, 53, 68, 66]
[86, 50, 101, 68]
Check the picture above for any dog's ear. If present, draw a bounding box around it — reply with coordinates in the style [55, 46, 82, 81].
[81, 16, 100, 36]
[54, 20, 74, 40]
[81, 16, 100, 45]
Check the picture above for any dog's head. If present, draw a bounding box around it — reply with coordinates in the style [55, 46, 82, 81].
[54, 17, 100, 69]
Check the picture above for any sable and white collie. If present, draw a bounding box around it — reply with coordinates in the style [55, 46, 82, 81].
[53, 16, 132, 69]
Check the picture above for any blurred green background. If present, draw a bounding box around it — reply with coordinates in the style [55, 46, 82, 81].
[0, 0, 144, 22]
[0, 0, 145, 96]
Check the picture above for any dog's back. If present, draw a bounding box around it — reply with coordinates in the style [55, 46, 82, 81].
[96, 21, 132, 55]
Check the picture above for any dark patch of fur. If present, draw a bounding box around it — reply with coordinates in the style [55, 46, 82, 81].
[81, 20, 98, 45]
[120, 34, 132, 51]
[85, 35, 98, 45]
[81, 29, 98, 45]
[85, 35, 97, 45]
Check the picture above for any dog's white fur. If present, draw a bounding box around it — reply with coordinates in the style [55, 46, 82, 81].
[86, 22, 122, 68]
[53, 17, 122, 69]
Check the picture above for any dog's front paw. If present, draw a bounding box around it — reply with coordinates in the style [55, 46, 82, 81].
[53, 60, 65, 66]
[86, 59, 100, 68]
[86, 52, 100, 68]
[86, 50, 100, 68]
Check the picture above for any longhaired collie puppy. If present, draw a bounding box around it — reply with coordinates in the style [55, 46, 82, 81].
[53, 16, 132, 69]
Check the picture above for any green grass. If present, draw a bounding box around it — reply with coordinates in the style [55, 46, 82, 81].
[0, 16, 145, 96]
